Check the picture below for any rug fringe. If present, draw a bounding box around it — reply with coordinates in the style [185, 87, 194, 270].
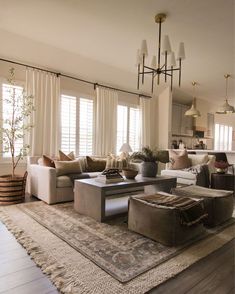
[0, 210, 80, 294]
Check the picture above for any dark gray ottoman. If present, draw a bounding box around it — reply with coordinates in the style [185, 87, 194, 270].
[128, 193, 206, 246]
[172, 185, 234, 227]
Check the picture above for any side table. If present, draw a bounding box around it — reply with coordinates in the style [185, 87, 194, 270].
[211, 173, 234, 194]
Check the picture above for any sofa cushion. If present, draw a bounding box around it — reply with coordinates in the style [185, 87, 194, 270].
[56, 176, 72, 188]
[169, 150, 191, 170]
[161, 169, 196, 180]
[188, 154, 208, 167]
[86, 156, 106, 172]
[55, 160, 82, 176]
[59, 150, 75, 161]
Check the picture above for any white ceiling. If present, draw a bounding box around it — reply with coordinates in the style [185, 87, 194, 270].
[0, 0, 234, 104]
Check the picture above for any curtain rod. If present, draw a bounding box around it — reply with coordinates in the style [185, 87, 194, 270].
[0, 57, 151, 99]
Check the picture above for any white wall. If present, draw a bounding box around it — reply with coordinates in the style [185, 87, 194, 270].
[157, 86, 172, 149]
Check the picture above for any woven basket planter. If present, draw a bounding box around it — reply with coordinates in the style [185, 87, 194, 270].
[0, 172, 27, 205]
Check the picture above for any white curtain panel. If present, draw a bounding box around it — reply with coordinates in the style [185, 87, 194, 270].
[94, 86, 118, 156]
[140, 97, 151, 147]
[26, 68, 60, 157]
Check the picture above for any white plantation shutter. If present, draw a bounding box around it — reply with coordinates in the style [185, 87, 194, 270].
[117, 105, 128, 153]
[129, 107, 140, 151]
[79, 98, 93, 155]
[60, 95, 76, 154]
[116, 105, 140, 153]
[2, 83, 24, 158]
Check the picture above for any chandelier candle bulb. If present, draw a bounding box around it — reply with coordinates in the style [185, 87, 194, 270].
[177, 42, 186, 60]
[140, 40, 148, 57]
[161, 35, 172, 54]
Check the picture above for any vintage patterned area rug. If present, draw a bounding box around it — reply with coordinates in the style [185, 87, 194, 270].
[0, 201, 234, 294]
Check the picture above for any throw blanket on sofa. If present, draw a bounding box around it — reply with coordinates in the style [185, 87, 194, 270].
[140, 194, 208, 227]
[183, 164, 210, 187]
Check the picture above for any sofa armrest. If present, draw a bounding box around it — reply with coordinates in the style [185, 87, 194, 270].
[29, 164, 57, 204]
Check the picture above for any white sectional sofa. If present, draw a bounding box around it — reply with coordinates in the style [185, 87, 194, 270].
[27, 156, 101, 204]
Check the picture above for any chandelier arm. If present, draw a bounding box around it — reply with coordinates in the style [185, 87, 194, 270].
[178, 58, 182, 87]
[151, 72, 154, 93]
[142, 55, 145, 85]
[171, 66, 173, 91]
[137, 64, 140, 90]
[140, 70, 155, 74]
[164, 67, 180, 72]
[154, 72, 171, 78]
[165, 52, 167, 82]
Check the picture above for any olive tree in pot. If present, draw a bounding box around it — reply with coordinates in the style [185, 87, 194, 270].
[0, 68, 34, 205]
[131, 146, 169, 177]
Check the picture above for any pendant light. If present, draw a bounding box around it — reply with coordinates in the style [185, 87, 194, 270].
[185, 82, 201, 118]
[216, 74, 234, 114]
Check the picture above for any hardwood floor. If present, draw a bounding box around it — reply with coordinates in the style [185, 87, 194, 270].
[150, 239, 235, 294]
[0, 222, 59, 294]
[0, 198, 234, 294]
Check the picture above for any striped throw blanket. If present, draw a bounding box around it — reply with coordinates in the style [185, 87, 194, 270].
[140, 194, 208, 227]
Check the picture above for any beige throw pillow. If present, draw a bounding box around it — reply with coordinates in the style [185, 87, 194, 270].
[55, 160, 82, 176]
[169, 149, 191, 170]
[59, 150, 75, 161]
[105, 154, 128, 170]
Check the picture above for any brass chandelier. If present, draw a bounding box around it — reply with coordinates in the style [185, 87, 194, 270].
[136, 13, 185, 93]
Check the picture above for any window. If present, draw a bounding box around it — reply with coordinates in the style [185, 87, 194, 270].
[117, 105, 140, 153]
[79, 98, 93, 155]
[1, 83, 24, 158]
[61, 95, 76, 154]
[214, 123, 233, 151]
[60, 95, 93, 156]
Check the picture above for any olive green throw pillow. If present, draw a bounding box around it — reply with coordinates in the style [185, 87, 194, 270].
[55, 160, 82, 176]
[86, 156, 106, 172]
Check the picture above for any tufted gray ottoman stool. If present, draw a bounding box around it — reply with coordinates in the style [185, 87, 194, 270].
[128, 193, 207, 246]
[172, 185, 234, 227]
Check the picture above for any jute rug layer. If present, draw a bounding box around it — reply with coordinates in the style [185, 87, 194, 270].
[0, 202, 234, 294]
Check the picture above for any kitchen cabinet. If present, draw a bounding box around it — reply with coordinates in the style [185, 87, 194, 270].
[172, 103, 193, 136]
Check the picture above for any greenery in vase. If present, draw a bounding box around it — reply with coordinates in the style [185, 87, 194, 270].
[0, 68, 34, 177]
[130, 146, 169, 163]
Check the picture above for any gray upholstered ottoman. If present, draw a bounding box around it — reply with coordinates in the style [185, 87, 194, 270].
[128, 193, 206, 246]
[172, 185, 234, 227]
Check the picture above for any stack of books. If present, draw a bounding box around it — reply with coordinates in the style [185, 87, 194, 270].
[95, 173, 124, 184]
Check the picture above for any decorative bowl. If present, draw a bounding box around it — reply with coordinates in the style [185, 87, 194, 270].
[122, 168, 138, 179]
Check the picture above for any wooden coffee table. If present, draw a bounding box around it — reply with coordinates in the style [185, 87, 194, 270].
[74, 175, 176, 222]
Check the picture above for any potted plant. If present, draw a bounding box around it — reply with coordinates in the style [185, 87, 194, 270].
[0, 68, 34, 205]
[131, 146, 169, 177]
